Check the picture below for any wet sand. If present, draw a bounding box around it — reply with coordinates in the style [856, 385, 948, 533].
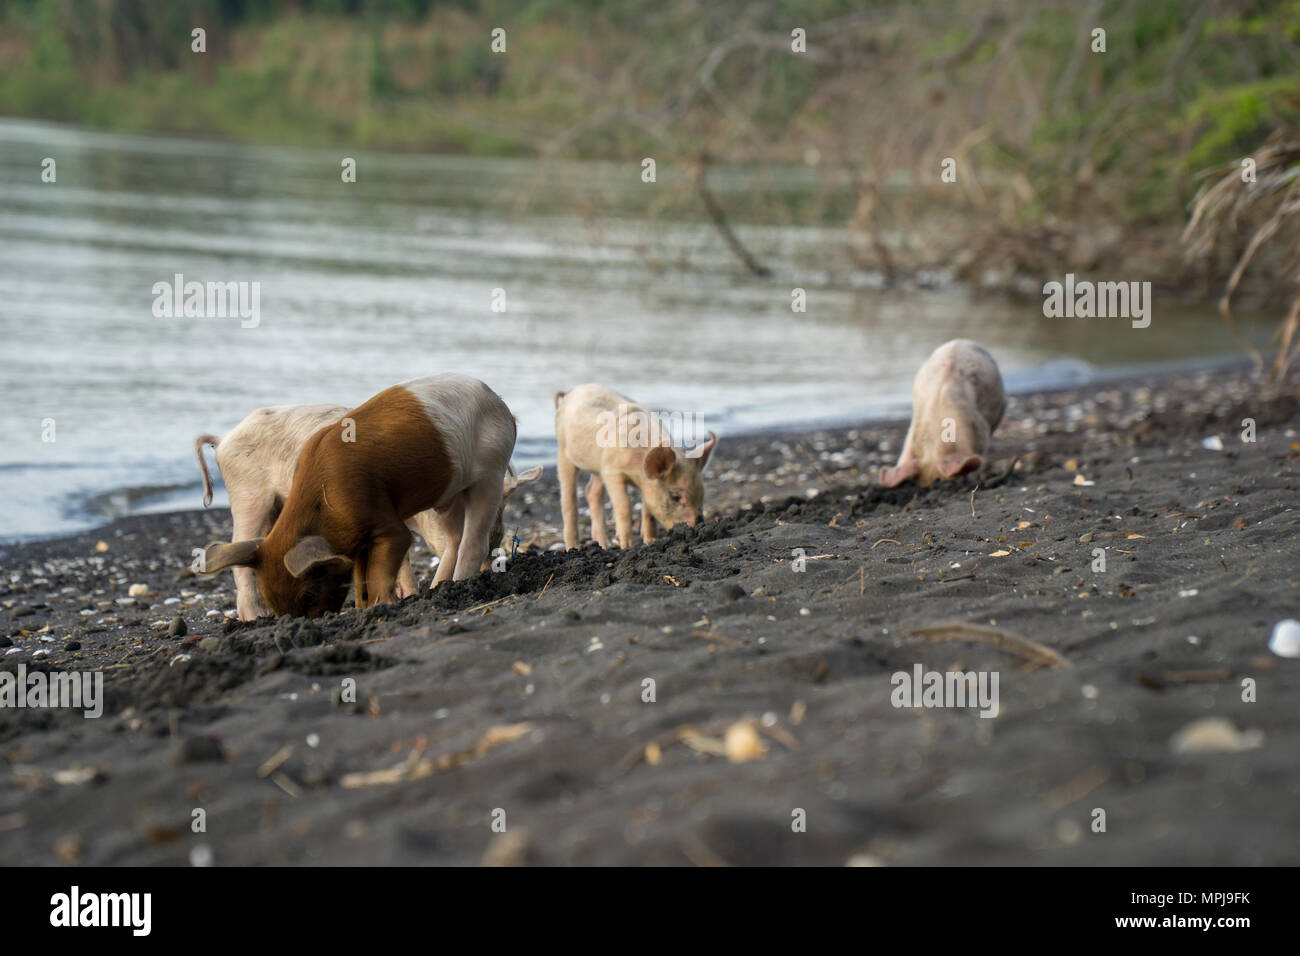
[1, 365, 1297, 865]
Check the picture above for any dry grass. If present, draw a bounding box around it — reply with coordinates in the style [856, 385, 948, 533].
[1184, 131, 1300, 382]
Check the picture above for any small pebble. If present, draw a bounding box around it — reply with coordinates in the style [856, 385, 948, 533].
[1268, 619, 1300, 659]
[189, 844, 214, 867]
[724, 722, 767, 763]
[128, 584, 148, 597]
[168, 616, 187, 638]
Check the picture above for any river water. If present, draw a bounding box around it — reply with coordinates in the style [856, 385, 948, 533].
[0, 118, 1268, 539]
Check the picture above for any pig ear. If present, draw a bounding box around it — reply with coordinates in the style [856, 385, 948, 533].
[284, 536, 352, 578]
[686, 430, 717, 471]
[644, 446, 676, 480]
[517, 465, 543, 484]
[502, 465, 542, 499]
[880, 461, 920, 488]
[198, 539, 263, 574]
[939, 454, 982, 479]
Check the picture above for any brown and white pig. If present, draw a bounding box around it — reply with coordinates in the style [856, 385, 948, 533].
[554, 385, 716, 550]
[192, 374, 517, 618]
[880, 339, 1005, 488]
[196, 406, 539, 620]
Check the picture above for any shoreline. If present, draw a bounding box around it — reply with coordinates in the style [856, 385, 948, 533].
[1, 364, 1297, 864]
[0, 353, 1266, 547]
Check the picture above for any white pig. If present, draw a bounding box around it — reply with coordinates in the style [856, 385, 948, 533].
[195, 403, 539, 620]
[554, 385, 716, 550]
[880, 339, 1005, 488]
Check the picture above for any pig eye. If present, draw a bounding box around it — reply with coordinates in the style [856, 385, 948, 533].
[672, 493, 685, 504]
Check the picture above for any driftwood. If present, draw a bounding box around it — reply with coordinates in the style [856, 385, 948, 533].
[903, 620, 1070, 671]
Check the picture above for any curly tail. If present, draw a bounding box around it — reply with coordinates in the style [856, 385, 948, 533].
[553, 390, 565, 409]
[194, 434, 221, 507]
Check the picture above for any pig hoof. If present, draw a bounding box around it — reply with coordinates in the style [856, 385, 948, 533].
[880, 462, 919, 488]
[939, 455, 982, 479]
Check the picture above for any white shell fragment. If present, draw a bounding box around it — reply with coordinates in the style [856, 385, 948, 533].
[1170, 718, 1263, 754]
[1268, 619, 1300, 659]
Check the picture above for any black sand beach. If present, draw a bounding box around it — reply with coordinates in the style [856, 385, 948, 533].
[2, 366, 1297, 865]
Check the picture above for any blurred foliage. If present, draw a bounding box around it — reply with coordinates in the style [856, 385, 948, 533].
[1, 0, 1298, 233]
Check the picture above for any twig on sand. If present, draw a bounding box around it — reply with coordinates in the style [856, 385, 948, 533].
[983, 457, 1022, 489]
[903, 620, 1070, 671]
[270, 772, 301, 798]
[1044, 765, 1110, 811]
[339, 723, 535, 789]
[758, 722, 800, 751]
[1228, 567, 1257, 588]
[464, 596, 510, 615]
[938, 571, 976, 583]
[970, 483, 980, 518]
[538, 572, 556, 600]
[618, 716, 799, 773]
[681, 835, 734, 867]
[692, 629, 743, 647]
[257, 745, 294, 778]
[831, 566, 866, 595]
[871, 538, 901, 549]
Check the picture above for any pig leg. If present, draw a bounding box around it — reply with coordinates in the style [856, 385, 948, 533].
[352, 552, 370, 609]
[606, 474, 636, 549]
[585, 474, 610, 549]
[881, 421, 921, 488]
[641, 510, 657, 545]
[395, 555, 418, 599]
[230, 496, 275, 621]
[365, 522, 412, 607]
[452, 477, 502, 582]
[431, 496, 465, 587]
[557, 450, 581, 549]
[401, 513, 443, 596]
